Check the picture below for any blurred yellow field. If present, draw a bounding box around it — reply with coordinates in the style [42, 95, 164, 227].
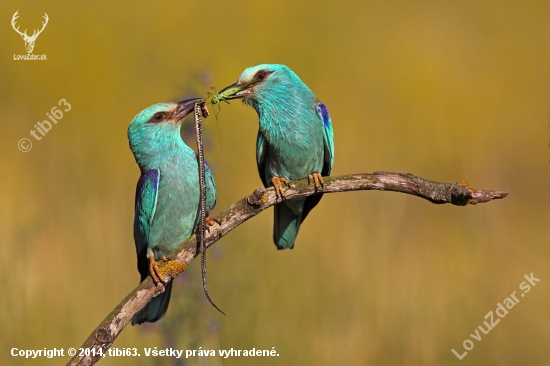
[1, 1, 549, 365]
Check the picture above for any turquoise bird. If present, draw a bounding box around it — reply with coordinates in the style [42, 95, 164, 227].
[216, 64, 334, 249]
[128, 98, 218, 324]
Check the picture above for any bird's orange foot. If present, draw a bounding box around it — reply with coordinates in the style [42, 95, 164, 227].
[149, 252, 188, 287]
[308, 172, 324, 191]
[149, 252, 168, 286]
[205, 216, 221, 232]
[195, 216, 221, 234]
[271, 176, 290, 200]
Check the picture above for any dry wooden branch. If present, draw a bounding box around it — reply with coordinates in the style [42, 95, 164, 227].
[67, 172, 508, 366]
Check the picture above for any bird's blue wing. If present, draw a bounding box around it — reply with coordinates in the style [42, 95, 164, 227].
[316, 102, 334, 175]
[204, 161, 217, 215]
[256, 130, 269, 187]
[134, 169, 160, 281]
[301, 103, 335, 223]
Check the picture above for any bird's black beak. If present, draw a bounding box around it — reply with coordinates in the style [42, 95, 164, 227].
[173, 98, 205, 120]
[215, 79, 258, 102]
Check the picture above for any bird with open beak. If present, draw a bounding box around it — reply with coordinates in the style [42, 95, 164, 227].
[128, 98, 218, 324]
[215, 64, 334, 249]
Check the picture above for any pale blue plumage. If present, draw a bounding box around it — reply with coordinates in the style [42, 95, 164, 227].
[218, 64, 334, 249]
[128, 99, 216, 324]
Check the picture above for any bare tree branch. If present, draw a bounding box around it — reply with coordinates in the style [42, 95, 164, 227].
[67, 172, 508, 366]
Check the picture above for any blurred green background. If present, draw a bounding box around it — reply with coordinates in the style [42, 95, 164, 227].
[1, 0, 549, 365]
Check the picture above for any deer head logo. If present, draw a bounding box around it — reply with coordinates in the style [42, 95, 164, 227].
[11, 11, 49, 54]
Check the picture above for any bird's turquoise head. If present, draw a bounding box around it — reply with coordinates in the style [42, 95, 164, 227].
[128, 98, 203, 171]
[216, 64, 316, 112]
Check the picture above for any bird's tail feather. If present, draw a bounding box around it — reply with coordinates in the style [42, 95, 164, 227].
[132, 281, 172, 325]
[273, 203, 303, 249]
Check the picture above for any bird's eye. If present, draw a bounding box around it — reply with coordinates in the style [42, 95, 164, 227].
[153, 112, 163, 122]
[256, 71, 267, 80]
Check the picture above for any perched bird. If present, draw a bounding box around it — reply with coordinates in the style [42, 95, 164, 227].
[217, 64, 334, 249]
[128, 98, 218, 324]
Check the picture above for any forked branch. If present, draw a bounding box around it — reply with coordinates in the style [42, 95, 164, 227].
[67, 172, 508, 366]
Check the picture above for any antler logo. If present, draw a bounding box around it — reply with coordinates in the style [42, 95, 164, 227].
[11, 11, 49, 54]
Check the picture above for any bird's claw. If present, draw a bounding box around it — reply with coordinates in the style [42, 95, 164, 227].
[195, 216, 221, 234]
[148, 253, 188, 289]
[205, 216, 221, 232]
[308, 172, 324, 191]
[271, 176, 290, 200]
[149, 253, 167, 287]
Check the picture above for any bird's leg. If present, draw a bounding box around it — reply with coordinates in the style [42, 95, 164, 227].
[205, 216, 221, 231]
[194, 216, 221, 234]
[308, 172, 324, 191]
[271, 176, 291, 200]
[148, 251, 166, 286]
[148, 251, 188, 287]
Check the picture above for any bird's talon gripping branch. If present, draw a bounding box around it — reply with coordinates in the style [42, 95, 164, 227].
[148, 252, 165, 286]
[194, 216, 221, 234]
[308, 172, 324, 191]
[148, 252, 188, 287]
[271, 176, 290, 200]
[205, 216, 221, 232]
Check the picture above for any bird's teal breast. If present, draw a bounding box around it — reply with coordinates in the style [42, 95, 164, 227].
[148, 152, 201, 258]
[264, 120, 325, 181]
